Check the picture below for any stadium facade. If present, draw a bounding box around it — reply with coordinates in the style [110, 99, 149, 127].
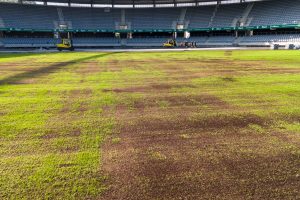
[0, 0, 300, 48]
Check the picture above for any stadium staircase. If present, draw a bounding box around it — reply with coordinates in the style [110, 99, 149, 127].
[240, 3, 254, 26]
[208, 3, 220, 27]
[178, 8, 188, 28]
[57, 8, 64, 24]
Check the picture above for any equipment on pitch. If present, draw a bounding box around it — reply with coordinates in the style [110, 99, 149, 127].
[56, 32, 74, 51]
[163, 39, 177, 47]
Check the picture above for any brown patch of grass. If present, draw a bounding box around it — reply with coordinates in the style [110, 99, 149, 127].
[40, 130, 59, 139]
[75, 61, 102, 75]
[69, 129, 81, 137]
[58, 145, 80, 153]
[101, 101, 276, 200]
[43, 88, 91, 140]
[160, 59, 300, 81]
[40, 128, 81, 139]
[58, 163, 77, 168]
[100, 57, 299, 200]
[103, 83, 195, 93]
[122, 113, 268, 133]
[221, 76, 237, 82]
[224, 50, 233, 56]
[129, 94, 230, 110]
[60, 88, 92, 113]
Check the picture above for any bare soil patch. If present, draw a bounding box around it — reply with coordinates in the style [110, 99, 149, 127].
[75, 61, 102, 75]
[60, 88, 92, 113]
[41, 88, 91, 140]
[122, 113, 268, 133]
[100, 57, 299, 200]
[101, 108, 298, 200]
[103, 83, 195, 93]
[40, 128, 82, 139]
[129, 94, 230, 110]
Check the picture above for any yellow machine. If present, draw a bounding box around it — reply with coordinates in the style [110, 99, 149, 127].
[56, 38, 74, 51]
[163, 39, 177, 47]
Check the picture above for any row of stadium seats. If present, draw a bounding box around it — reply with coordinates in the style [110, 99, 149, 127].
[127, 8, 179, 30]
[0, 37, 57, 47]
[249, 1, 300, 26]
[2, 37, 57, 44]
[207, 36, 235, 44]
[2, 34, 300, 47]
[210, 4, 247, 28]
[240, 34, 300, 43]
[0, 0, 300, 30]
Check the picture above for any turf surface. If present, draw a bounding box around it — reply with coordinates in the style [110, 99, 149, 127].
[0, 50, 299, 199]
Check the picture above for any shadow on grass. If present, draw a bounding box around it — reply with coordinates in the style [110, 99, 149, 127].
[0, 52, 120, 85]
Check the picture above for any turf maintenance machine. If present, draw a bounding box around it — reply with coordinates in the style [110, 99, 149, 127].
[56, 32, 74, 51]
[163, 39, 177, 47]
[57, 38, 74, 51]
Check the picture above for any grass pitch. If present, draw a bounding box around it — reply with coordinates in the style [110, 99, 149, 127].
[0, 50, 299, 199]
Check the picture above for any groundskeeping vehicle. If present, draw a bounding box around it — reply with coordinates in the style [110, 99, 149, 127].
[163, 39, 177, 47]
[56, 38, 74, 51]
[163, 39, 197, 48]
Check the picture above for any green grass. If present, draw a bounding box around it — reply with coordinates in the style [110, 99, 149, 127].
[0, 50, 300, 199]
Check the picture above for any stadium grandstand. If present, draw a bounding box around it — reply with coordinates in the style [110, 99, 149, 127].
[0, 0, 300, 48]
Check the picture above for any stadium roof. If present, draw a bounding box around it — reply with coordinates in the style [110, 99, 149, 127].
[1, 0, 264, 8]
[43, 0, 249, 5]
